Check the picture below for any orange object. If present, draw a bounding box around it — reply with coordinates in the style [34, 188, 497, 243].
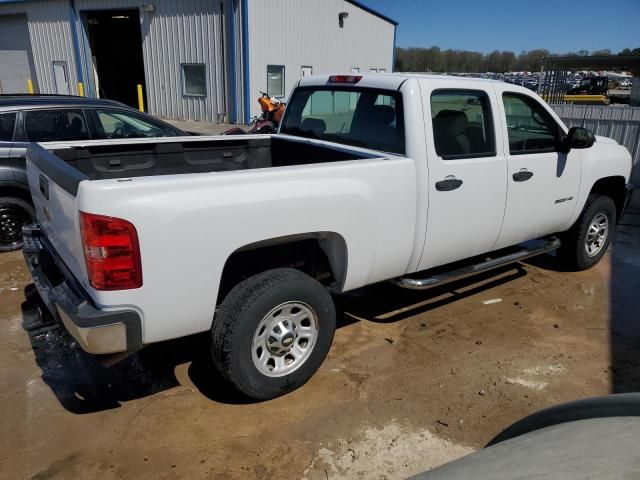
[258, 95, 274, 113]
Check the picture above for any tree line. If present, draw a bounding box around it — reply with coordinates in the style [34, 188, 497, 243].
[394, 47, 640, 73]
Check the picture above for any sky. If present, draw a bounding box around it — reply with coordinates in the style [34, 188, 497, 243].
[359, 0, 640, 54]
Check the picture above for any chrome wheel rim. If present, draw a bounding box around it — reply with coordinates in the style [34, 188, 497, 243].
[251, 301, 319, 377]
[585, 212, 609, 257]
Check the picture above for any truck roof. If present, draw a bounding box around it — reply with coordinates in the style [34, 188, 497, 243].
[298, 73, 526, 92]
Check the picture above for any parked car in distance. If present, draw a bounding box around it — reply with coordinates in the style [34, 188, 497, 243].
[0, 95, 187, 251]
[23, 74, 633, 400]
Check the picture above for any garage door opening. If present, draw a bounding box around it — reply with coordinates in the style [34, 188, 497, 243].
[83, 9, 146, 108]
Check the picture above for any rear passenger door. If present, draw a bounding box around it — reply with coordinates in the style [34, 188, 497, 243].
[492, 89, 581, 249]
[418, 83, 508, 270]
[0, 112, 19, 176]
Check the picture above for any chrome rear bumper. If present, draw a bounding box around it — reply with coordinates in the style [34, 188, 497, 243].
[22, 224, 142, 354]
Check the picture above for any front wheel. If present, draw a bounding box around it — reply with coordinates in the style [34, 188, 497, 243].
[0, 197, 35, 252]
[211, 268, 336, 400]
[558, 194, 616, 270]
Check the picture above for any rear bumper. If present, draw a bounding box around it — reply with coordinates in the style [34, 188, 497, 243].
[22, 225, 142, 354]
[620, 183, 635, 220]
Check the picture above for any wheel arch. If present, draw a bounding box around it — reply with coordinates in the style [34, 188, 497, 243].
[588, 175, 627, 222]
[217, 231, 349, 304]
[0, 181, 32, 204]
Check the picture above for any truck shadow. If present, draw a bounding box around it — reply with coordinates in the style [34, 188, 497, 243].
[336, 265, 527, 324]
[609, 204, 640, 393]
[520, 203, 640, 393]
[21, 294, 251, 414]
[21, 265, 529, 413]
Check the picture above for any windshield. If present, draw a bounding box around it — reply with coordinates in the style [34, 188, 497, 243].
[280, 86, 405, 155]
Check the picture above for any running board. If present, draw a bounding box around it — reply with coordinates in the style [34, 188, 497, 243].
[391, 236, 561, 291]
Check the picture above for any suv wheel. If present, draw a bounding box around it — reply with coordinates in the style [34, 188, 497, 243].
[0, 197, 35, 252]
[211, 268, 336, 400]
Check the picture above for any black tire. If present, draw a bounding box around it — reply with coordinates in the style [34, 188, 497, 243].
[211, 268, 336, 400]
[558, 194, 616, 271]
[0, 197, 35, 252]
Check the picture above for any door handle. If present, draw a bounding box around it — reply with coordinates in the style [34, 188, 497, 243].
[513, 169, 534, 182]
[435, 176, 463, 191]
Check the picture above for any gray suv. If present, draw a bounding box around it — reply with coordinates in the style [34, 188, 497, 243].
[0, 95, 186, 251]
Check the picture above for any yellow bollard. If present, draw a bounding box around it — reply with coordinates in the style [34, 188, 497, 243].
[27, 79, 34, 94]
[137, 84, 144, 112]
[77, 82, 84, 97]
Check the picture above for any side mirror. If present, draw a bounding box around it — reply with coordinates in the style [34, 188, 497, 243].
[562, 127, 595, 153]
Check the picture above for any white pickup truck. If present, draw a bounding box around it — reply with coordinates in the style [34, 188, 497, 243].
[23, 74, 633, 400]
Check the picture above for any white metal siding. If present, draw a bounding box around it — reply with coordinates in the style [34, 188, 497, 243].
[246, 0, 395, 118]
[0, 0, 80, 94]
[73, 0, 228, 122]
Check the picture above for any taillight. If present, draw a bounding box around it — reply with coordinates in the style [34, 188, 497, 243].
[80, 212, 142, 290]
[328, 75, 362, 84]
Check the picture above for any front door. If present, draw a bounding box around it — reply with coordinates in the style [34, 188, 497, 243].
[493, 90, 581, 249]
[417, 83, 508, 270]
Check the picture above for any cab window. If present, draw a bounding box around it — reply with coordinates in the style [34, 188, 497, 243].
[430, 89, 495, 160]
[503, 93, 561, 154]
[23, 109, 90, 142]
[281, 87, 404, 154]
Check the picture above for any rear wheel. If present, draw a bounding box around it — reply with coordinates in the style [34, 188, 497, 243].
[211, 268, 336, 400]
[558, 194, 616, 270]
[0, 197, 35, 252]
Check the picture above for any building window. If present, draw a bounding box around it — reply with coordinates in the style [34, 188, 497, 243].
[267, 65, 285, 97]
[350, 67, 360, 73]
[182, 63, 206, 96]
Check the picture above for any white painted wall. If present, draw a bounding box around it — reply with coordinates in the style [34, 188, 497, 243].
[246, 0, 395, 119]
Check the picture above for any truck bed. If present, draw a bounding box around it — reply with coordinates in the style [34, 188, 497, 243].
[26, 132, 416, 345]
[37, 134, 376, 182]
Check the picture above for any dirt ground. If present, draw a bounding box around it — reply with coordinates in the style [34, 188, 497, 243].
[1, 202, 639, 480]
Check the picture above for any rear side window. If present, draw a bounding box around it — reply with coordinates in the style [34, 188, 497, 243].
[0, 112, 17, 141]
[24, 109, 90, 142]
[281, 87, 405, 154]
[503, 93, 560, 154]
[431, 89, 495, 160]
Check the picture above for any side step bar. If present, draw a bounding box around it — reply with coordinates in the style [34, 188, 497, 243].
[391, 236, 561, 291]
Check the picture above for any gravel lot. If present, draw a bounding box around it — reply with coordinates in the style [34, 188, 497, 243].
[1, 196, 639, 480]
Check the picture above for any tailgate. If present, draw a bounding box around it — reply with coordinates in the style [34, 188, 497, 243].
[26, 144, 89, 284]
